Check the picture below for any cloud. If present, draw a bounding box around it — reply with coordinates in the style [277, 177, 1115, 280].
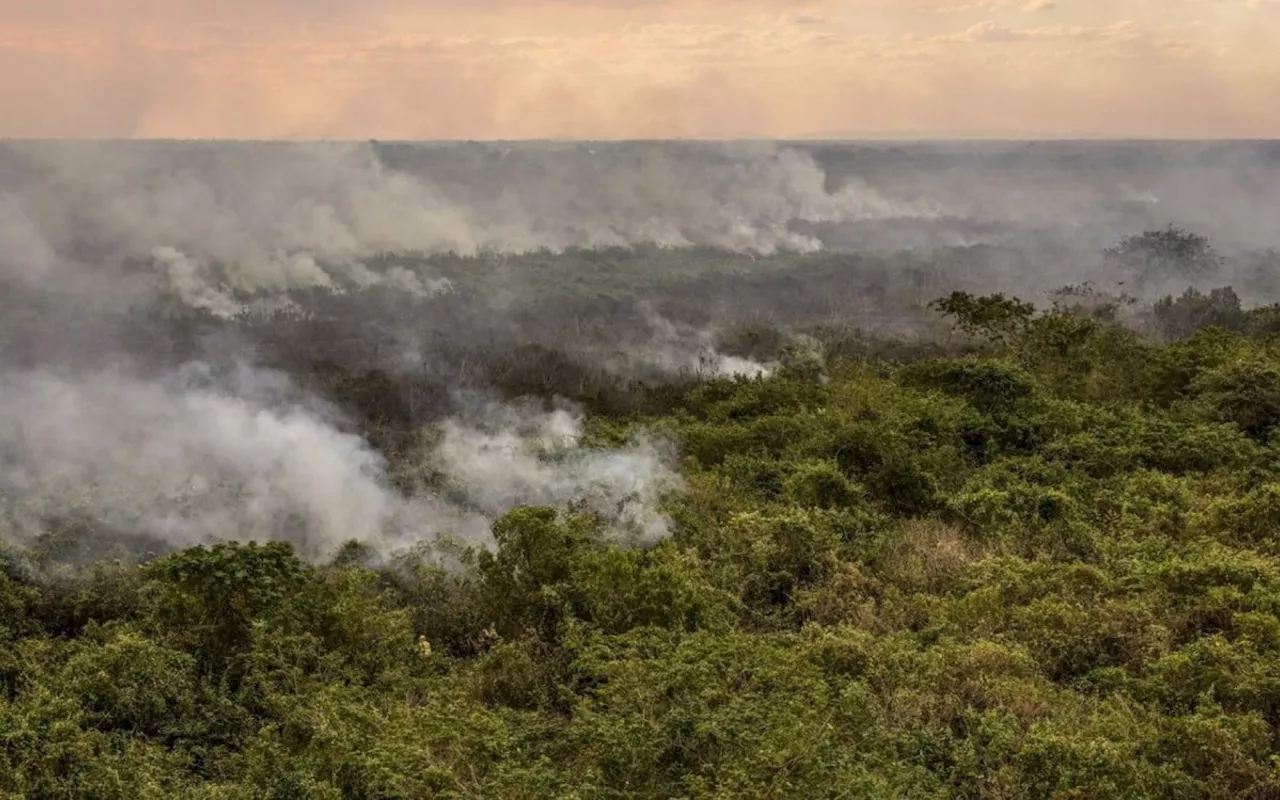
[925, 0, 1057, 11]
[0, 1, 1276, 138]
[941, 20, 1029, 41]
[936, 19, 1141, 44]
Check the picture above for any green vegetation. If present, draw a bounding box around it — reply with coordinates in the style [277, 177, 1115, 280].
[8, 276, 1280, 798]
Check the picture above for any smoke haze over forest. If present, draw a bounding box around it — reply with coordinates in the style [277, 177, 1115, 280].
[4, 139, 1280, 303]
[1, 139, 1279, 559]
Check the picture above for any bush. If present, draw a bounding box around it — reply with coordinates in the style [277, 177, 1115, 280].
[1104, 225, 1222, 289]
[900, 357, 1036, 415]
[1194, 358, 1280, 441]
[10, 282, 1280, 797]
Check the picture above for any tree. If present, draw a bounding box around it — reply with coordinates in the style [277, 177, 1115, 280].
[1048, 282, 1135, 324]
[930, 291, 1036, 351]
[477, 507, 599, 643]
[1152, 287, 1245, 340]
[1104, 225, 1222, 289]
[142, 541, 312, 680]
[1194, 358, 1280, 442]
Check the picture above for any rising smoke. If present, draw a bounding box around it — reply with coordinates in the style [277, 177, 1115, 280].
[429, 397, 681, 546]
[2, 140, 1279, 563]
[0, 364, 681, 560]
[601, 306, 775, 379]
[7, 141, 883, 560]
[0, 140, 940, 317]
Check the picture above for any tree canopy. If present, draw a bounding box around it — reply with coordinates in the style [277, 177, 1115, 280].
[7, 277, 1280, 798]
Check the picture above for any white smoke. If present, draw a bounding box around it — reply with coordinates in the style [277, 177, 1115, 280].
[4, 140, 1280, 317]
[152, 246, 244, 318]
[429, 399, 681, 546]
[598, 307, 775, 380]
[150, 245, 455, 319]
[0, 140, 939, 314]
[0, 363, 681, 559]
[0, 366, 395, 558]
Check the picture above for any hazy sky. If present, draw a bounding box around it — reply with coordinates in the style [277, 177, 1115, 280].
[1, 0, 1277, 139]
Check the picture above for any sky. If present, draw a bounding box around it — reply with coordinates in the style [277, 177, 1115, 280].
[0, 0, 1277, 139]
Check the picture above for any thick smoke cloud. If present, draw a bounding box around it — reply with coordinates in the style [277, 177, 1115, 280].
[3, 140, 1278, 319]
[0, 140, 941, 316]
[0, 366, 396, 558]
[0, 364, 681, 560]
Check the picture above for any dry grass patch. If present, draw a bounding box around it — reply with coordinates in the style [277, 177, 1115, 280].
[880, 519, 987, 595]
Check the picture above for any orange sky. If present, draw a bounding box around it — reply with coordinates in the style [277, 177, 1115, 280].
[0, 0, 1277, 139]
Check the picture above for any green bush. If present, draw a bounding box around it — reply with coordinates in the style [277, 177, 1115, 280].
[10, 284, 1280, 797]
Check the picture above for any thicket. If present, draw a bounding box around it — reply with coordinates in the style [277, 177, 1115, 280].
[7, 291, 1280, 797]
[7, 229, 1280, 797]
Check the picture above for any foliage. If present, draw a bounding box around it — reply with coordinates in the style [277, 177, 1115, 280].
[929, 291, 1036, 349]
[1153, 287, 1246, 341]
[1104, 225, 1223, 289]
[12, 280, 1280, 797]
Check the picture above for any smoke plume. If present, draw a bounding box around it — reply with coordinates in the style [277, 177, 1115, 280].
[428, 397, 681, 546]
[0, 140, 939, 315]
[0, 361, 681, 560]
